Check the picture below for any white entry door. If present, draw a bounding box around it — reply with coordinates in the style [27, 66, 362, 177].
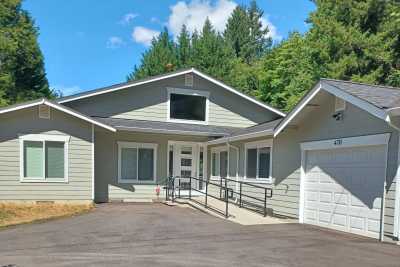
[303, 145, 386, 238]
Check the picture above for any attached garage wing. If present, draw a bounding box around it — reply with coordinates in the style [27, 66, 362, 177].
[300, 134, 390, 239]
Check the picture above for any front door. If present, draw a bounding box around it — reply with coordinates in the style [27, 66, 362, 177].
[169, 142, 205, 191]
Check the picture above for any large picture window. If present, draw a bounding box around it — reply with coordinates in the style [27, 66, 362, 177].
[245, 140, 272, 182]
[118, 142, 157, 183]
[167, 88, 209, 123]
[20, 134, 69, 183]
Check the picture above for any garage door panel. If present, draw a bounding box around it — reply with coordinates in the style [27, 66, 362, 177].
[332, 213, 347, 229]
[303, 145, 385, 239]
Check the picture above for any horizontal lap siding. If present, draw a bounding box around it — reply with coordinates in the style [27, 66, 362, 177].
[0, 108, 93, 201]
[65, 74, 279, 128]
[112, 102, 167, 121]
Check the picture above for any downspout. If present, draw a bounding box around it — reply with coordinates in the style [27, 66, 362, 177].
[386, 114, 400, 240]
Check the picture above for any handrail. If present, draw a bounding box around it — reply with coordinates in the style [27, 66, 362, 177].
[165, 176, 273, 217]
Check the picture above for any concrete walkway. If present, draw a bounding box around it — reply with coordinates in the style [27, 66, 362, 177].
[170, 196, 296, 225]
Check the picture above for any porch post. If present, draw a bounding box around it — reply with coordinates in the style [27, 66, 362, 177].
[394, 133, 400, 239]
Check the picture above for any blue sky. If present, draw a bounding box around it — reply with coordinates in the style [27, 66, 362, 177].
[23, 0, 315, 96]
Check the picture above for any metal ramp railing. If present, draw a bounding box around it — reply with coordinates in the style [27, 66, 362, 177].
[164, 176, 273, 218]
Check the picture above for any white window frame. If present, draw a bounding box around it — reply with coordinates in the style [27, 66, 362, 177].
[167, 87, 210, 125]
[117, 141, 158, 184]
[210, 146, 228, 180]
[19, 134, 70, 183]
[244, 139, 273, 183]
[334, 96, 346, 112]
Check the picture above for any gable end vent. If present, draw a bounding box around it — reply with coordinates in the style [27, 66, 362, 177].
[185, 74, 194, 87]
[38, 105, 51, 119]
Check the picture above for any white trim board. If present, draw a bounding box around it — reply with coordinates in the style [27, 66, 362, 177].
[299, 133, 390, 240]
[0, 98, 116, 132]
[300, 133, 391, 151]
[274, 82, 390, 137]
[57, 68, 286, 117]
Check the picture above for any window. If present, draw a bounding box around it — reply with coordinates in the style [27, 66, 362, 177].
[245, 140, 273, 182]
[211, 147, 228, 179]
[19, 134, 69, 182]
[167, 88, 209, 124]
[118, 142, 157, 183]
[335, 97, 346, 112]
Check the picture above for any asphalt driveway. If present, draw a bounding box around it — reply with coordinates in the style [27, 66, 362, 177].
[0, 203, 399, 267]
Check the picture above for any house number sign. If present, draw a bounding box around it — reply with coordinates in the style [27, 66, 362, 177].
[333, 139, 342, 146]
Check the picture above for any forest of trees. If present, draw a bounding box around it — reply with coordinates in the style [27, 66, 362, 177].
[128, 0, 400, 111]
[1, 0, 399, 111]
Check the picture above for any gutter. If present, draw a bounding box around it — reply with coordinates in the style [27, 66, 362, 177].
[207, 130, 274, 145]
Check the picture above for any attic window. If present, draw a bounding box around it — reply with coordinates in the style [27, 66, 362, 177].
[334, 97, 346, 112]
[38, 105, 51, 119]
[185, 74, 193, 87]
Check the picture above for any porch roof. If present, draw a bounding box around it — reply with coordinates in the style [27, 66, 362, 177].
[94, 117, 241, 137]
[207, 118, 282, 145]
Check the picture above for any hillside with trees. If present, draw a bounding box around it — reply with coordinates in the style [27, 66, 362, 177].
[128, 0, 400, 112]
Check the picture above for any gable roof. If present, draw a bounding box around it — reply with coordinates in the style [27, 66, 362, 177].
[57, 68, 286, 117]
[95, 117, 240, 137]
[274, 79, 400, 137]
[321, 79, 400, 110]
[0, 98, 116, 132]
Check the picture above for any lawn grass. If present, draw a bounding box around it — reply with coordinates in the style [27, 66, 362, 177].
[0, 203, 93, 228]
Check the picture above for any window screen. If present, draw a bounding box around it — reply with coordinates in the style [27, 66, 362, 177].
[24, 141, 43, 178]
[138, 148, 154, 181]
[170, 94, 206, 121]
[45, 142, 65, 179]
[212, 152, 220, 176]
[121, 148, 137, 180]
[246, 148, 257, 178]
[220, 151, 228, 178]
[258, 147, 270, 178]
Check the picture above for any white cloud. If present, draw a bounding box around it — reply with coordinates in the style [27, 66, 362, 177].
[167, 0, 281, 41]
[167, 0, 237, 37]
[54, 85, 83, 96]
[260, 16, 282, 41]
[132, 26, 160, 46]
[119, 13, 138, 25]
[106, 36, 125, 49]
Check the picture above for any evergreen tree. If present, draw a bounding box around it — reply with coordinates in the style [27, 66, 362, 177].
[224, 0, 271, 63]
[128, 27, 178, 80]
[191, 18, 234, 80]
[224, 5, 250, 59]
[0, 0, 53, 106]
[176, 24, 191, 68]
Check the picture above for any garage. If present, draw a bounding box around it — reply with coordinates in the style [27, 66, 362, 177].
[300, 134, 390, 239]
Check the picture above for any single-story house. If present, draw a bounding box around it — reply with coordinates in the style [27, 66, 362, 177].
[0, 68, 399, 242]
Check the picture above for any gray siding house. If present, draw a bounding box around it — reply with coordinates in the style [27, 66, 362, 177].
[1, 68, 400, 243]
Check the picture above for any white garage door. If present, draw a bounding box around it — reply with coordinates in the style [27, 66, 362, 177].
[303, 145, 386, 238]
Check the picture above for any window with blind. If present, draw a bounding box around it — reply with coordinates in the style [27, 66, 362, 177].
[20, 135, 69, 182]
[118, 142, 157, 183]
